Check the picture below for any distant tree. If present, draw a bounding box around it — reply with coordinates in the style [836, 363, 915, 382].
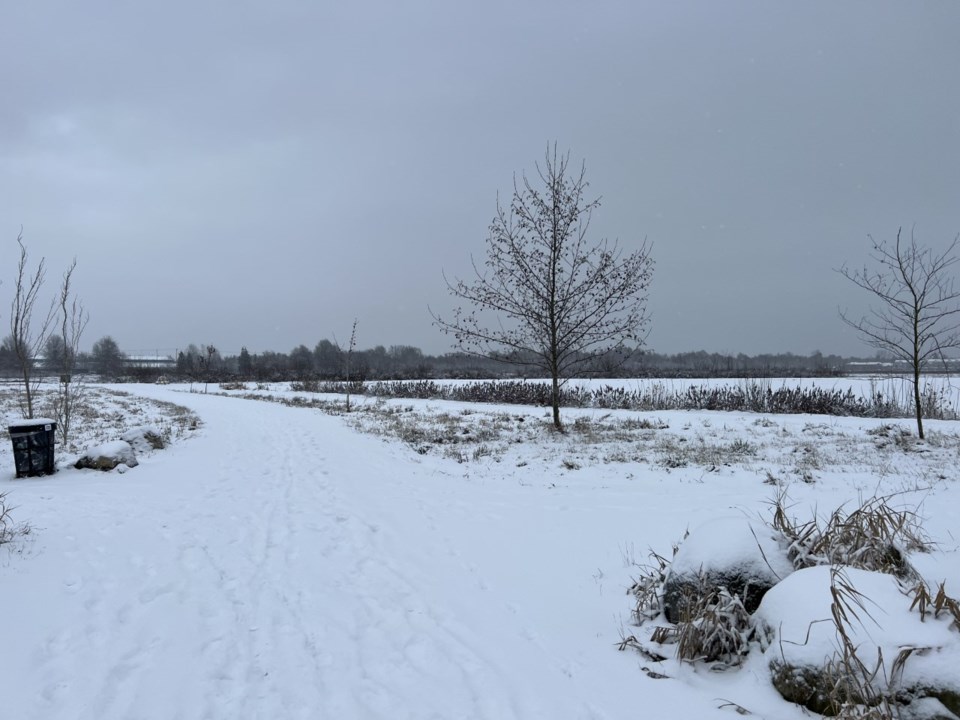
[313, 339, 341, 378]
[588, 345, 635, 377]
[238, 346, 252, 376]
[216, 352, 238, 375]
[839, 227, 960, 439]
[254, 350, 288, 380]
[433, 146, 655, 430]
[289, 344, 314, 379]
[0, 336, 17, 373]
[388, 345, 423, 376]
[43, 334, 67, 371]
[178, 343, 209, 383]
[91, 336, 125, 379]
[176, 351, 191, 375]
[363, 345, 387, 378]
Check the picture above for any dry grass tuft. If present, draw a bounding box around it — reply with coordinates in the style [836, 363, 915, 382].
[627, 548, 673, 622]
[671, 585, 755, 666]
[627, 535, 754, 667]
[0, 492, 31, 546]
[906, 580, 960, 628]
[635, 575, 755, 667]
[770, 491, 930, 578]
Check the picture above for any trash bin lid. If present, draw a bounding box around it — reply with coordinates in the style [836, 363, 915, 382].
[8, 418, 57, 432]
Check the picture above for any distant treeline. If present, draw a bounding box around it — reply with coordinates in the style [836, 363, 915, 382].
[153, 343, 897, 383]
[2, 336, 947, 383]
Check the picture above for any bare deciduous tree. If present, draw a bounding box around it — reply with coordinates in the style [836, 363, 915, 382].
[839, 227, 960, 439]
[10, 231, 56, 418]
[433, 147, 654, 430]
[51, 260, 89, 448]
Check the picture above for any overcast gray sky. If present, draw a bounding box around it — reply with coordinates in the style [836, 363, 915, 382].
[3, 1, 959, 358]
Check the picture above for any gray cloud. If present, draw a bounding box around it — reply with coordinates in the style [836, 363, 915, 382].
[2, 1, 959, 358]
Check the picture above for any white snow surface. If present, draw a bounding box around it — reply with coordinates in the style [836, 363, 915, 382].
[121, 426, 164, 454]
[668, 516, 794, 582]
[2, 382, 959, 719]
[78, 439, 139, 466]
[8, 417, 56, 428]
[756, 566, 957, 668]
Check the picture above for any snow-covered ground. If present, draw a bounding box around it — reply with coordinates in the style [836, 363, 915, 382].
[2, 382, 959, 719]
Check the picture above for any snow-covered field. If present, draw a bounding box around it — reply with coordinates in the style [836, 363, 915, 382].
[2, 381, 959, 719]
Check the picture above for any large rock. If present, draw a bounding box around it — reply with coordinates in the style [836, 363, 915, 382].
[662, 516, 793, 623]
[75, 440, 139, 471]
[767, 660, 836, 716]
[755, 566, 960, 717]
[767, 660, 960, 718]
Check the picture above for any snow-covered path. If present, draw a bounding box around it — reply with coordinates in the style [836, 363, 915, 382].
[3, 387, 748, 720]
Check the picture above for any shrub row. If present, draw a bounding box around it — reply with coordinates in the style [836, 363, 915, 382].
[289, 379, 957, 420]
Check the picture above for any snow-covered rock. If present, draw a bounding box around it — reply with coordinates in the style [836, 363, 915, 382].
[74, 440, 139, 471]
[121, 425, 165, 454]
[662, 516, 793, 623]
[755, 566, 960, 716]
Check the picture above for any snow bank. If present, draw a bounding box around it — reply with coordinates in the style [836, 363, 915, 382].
[756, 566, 951, 665]
[75, 440, 139, 471]
[670, 517, 793, 580]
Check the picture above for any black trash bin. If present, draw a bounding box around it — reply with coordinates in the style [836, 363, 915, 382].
[8, 418, 57, 477]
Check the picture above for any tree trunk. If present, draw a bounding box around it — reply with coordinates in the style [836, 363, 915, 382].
[913, 368, 924, 440]
[551, 372, 562, 431]
[21, 367, 33, 418]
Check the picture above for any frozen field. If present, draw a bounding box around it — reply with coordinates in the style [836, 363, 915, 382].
[2, 381, 959, 719]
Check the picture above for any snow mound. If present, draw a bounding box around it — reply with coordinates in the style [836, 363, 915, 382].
[122, 425, 166, 453]
[670, 516, 794, 579]
[756, 566, 952, 664]
[75, 440, 139, 471]
[755, 566, 960, 715]
[663, 516, 793, 622]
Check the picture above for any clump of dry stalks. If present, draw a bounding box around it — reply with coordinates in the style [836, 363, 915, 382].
[668, 584, 754, 666]
[818, 568, 959, 719]
[0, 492, 31, 545]
[623, 534, 756, 668]
[623, 489, 959, 719]
[823, 568, 903, 719]
[768, 492, 960, 719]
[769, 491, 931, 579]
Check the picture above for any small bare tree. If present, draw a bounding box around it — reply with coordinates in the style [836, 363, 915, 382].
[51, 260, 89, 448]
[10, 231, 56, 418]
[433, 146, 654, 430]
[335, 320, 359, 412]
[839, 227, 960, 439]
